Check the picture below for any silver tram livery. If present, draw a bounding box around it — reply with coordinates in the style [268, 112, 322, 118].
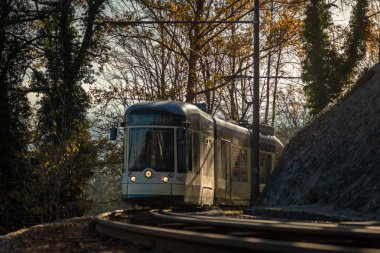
[114, 101, 283, 206]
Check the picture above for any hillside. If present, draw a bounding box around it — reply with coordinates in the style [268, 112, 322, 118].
[258, 64, 380, 220]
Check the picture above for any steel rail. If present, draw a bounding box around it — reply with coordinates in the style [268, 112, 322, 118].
[156, 209, 380, 239]
[95, 210, 379, 253]
[161, 210, 380, 229]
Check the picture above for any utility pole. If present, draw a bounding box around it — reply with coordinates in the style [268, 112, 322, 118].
[250, 0, 260, 206]
[378, 38, 380, 64]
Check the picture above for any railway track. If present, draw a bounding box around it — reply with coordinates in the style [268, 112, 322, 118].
[95, 209, 380, 253]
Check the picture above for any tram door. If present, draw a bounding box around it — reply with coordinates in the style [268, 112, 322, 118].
[220, 141, 231, 205]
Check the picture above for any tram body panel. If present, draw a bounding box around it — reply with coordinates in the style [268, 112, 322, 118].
[184, 171, 201, 205]
[183, 132, 215, 205]
[200, 135, 214, 205]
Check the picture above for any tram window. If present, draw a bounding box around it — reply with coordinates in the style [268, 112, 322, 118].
[128, 128, 174, 172]
[240, 149, 248, 182]
[221, 141, 230, 180]
[123, 129, 128, 172]
[192, 132, 200, 173]
[187, 131, 193, 171]
[231, 146, 248, 182]
[128, 112, 174, 125]
[267, 154, 273, 169]
[259, 153, 265, 183]
[260, 153, 265, 167]
[231, 146, 240, 181]
[177, 128, 186, 173]
[259, 153, 272, 184]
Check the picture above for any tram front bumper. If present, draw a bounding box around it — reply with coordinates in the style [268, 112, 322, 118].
[128, 183, 172, 195]
[122, 183, 185, 205]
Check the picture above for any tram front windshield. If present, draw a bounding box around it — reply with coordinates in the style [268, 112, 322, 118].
[128, 128, 174, 172]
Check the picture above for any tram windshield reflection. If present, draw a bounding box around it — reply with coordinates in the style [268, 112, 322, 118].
[128, 128, 174, 172]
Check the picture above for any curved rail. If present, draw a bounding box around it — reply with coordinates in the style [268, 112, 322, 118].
[95, 210, 380, 253]
[155, 209, 380, 241]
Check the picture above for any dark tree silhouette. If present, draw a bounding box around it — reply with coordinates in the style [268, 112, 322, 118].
[302, 0, 370, 115]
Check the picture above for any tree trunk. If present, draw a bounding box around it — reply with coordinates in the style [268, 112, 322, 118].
[271, 47, 282, 126]
[264, 51, 272, 124]
[185, 0, 205, 103]
[264, 0, 274, 125]
[229, 13, 238, 121]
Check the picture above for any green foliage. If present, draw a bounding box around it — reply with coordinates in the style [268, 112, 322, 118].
[33, 2, 89, 144]
[0, 1, 109, 232]
[301, 0, 370, 116]
[84, 136, 124, 214]
[29, 122, 99, 220]
[0, 0, 33, 234]
[29, 0, 108, 220]
[341, 0, 370, 81]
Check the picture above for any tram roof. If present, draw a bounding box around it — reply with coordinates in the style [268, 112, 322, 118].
[126, 101, 203, 116]
[125, 101, 283, 151]
[126, 101, 214, 131]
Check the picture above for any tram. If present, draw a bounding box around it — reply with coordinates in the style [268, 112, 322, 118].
[111, 101, 283, 206]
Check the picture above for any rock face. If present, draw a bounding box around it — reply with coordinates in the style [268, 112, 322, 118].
[258, 64, 380, 219]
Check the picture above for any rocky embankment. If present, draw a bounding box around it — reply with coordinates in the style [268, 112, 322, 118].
[258, 64, 380, 220]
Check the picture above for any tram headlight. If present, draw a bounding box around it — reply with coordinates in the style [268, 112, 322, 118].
[130, 176, 137, 182]
[145, 170, 152, 178]
[162, 176, 169, 183]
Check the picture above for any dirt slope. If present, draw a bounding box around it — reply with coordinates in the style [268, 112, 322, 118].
[258, 64, 380, 219]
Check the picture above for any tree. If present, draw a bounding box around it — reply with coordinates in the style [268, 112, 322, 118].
[275, 85, 311, 143]
[366, 1, 380, 65]
[32, 0, 108, 144]
[302, 0, 370, 115]
[117, 0, 253, 103]
[0, 0, 36, 233]
[29, 0, 109, 219]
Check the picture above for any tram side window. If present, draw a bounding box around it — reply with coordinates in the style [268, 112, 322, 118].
[187, 131, 193, 171]
[231, 146, 248, 182]
[239, 149, 248, 182]
[231, 146, 240, 181]
[259, 153, 272, 184]
[177, 128, 186, 173]
[192, 132, 200, 173]
[123, 129, 128, 172]
[221, 141, 230, 180]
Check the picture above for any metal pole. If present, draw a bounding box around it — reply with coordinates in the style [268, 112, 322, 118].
[378, 38, 380, 64]
[250, 0, 260, 206]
